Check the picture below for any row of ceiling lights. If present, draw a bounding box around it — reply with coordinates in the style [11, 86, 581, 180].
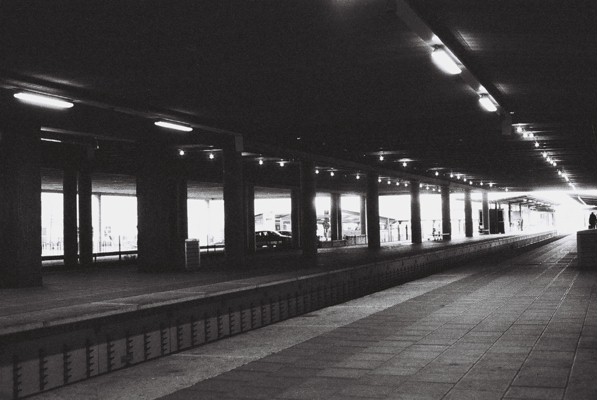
[13, 91, 193, 132]
[16, 90, 510, 192]
[194, 152, 510, 192]
[430, 46, 499, 112]
[514, 126, 577, 191]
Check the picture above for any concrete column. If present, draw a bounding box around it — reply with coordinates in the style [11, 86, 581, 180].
[223, 141, 246, 266]
[137, 143, 187, 271]
[63, 167, 79, 267]
[78, 159, 93, 266]
[359, 195, 367, 235]
[300, 160, 318, 258]
[0, 124, 42, 287]
[410, 181, 422, 244]
[464, 189, 473, 237]
[245, 183, 256, 254]
[366, 172, 380, 249]
[482, 191, 490, 233]
[330, 193, 342, 240]
[441, 185, 451, 240]
[291, 188, 301, 248]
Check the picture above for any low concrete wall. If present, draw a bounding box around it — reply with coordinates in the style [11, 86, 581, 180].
[0, 231, 557, 399]
[577, 229, 597, 268]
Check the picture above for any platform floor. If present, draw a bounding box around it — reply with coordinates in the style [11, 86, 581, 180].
[29, 235, 597, 400]
[1, 234, 520, 329]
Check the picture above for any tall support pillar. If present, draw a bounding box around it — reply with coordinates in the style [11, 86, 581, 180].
[300, 160, 318, 258]
[291, 188, 301, 249]
[330, 193, 342, 240]
[482, 191, 490, 233]
[137, 142, 187, 271]
[410, 180, 422, 244]
[464, 189, 473, 237]
[245, 183, 256, 254]
[223, 139, 247, 266]
[366, 173, 380, 249]
[78, 156, 93, 266]
[359, 195, 367, 235]
[441, 185, 451, 240]
[0, 124, 42, 287]
[63, 166, 79, 267]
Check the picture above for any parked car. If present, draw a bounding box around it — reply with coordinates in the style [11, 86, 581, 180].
[277, 230, 292, 237]
[255, 230, 292, 249]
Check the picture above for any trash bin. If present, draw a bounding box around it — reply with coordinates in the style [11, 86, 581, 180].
[185, 239, 201, 270]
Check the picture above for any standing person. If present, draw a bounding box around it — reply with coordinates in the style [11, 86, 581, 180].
[589, 212, 596, 229]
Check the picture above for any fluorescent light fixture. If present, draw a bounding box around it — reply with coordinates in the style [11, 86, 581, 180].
[356, 174, 360, 180]
[154, 120, 193, 132]
[435, 171, 439, 176]
[478, 94, 498, 112]
[387, 180, 391, 185]
[178, 149, 185, 156]
[258, 159, 264, 165]
[279, 161, 285, 167]
[378, 178, 382, 183]
[330, 171, 335, 177]
[431, 46, 461, 75]
[41, 138, 62, 143]
[14, 92, 73, 109]
[402, 162, 407, 167]
[315, 169, 319, 174]
[208, 152, 214, 159]
[535, 142, 540, 148]
[396, 182, 400, 186]
[404, 182, 409, 187]
[379, 155, 384, 161]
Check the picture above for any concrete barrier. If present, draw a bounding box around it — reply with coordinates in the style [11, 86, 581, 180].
[0, 231, 557, 399]
[577, 229, 597, 268]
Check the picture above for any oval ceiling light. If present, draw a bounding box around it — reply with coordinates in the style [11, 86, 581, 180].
[478, 94, 498, 112]
[154, 120, 193, 132]
[431, 46, 461, 75]
[14, 92, 74, 109]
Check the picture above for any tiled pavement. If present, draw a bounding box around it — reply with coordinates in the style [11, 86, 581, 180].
[152, 235, 597, 400]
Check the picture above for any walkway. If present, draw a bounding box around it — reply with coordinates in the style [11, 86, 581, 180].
[1, 234, 521, 329]
[31, 235, 597, 399]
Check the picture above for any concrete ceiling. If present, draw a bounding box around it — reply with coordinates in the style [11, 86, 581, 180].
[4, 1, 597, 192]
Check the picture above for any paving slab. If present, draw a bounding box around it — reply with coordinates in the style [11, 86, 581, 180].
[30, 234, 597, 400]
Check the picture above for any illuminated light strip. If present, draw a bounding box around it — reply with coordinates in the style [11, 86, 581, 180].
[14, 92, 74, 109]
[154, 120, 193, 132]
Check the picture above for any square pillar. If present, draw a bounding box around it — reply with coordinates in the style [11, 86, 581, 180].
[410, 180, 422, 244]
[78, 157, 93, 266]
[359, 195, 367, 235]
[366, 172, 380, 249]
[330, 193, 342, 240]
[0, 124, 42, 287]
[246, 183, 256, 254]
[291, 188, 301, 249]
[441, 185, 451, 240]
[482, 191, 490, 232]
[137, 142, 187, 271]
[300, 160, 318, 258]
[63, 166, 79, 267]
[465, 189, 473, 237]
[223, 140, 247, 266]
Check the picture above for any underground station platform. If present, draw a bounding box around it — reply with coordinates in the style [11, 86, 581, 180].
[2, 231, 597, 400]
